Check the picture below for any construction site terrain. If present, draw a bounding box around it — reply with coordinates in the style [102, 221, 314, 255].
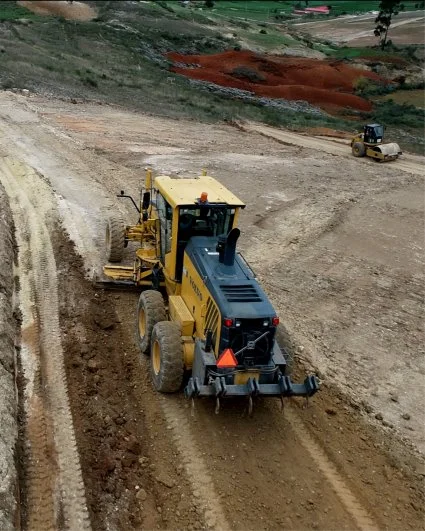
[0, 89, 423, 530]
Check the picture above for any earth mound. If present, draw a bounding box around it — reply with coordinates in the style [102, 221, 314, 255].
[168, 50, 387, 113]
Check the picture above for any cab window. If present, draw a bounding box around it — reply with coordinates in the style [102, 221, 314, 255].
[174, 205, 235, 282]
[178, 205, 235, 240]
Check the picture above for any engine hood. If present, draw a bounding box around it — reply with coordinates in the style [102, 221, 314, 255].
[184, 236, 277, 320]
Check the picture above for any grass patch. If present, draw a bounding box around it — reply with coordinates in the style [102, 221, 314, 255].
[326, 46, 396, 59]
[0, 1, 44, 21]
[207, 0, 419, 22]
[374, 89, 425, 108]
[370, 100, 425, 129]
[240, 29, 297, 49]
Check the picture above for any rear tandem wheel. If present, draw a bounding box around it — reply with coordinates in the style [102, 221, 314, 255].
[136, 290, 166, 355]
[150, 321, 184, 393]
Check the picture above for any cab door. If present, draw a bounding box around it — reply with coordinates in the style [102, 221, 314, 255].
[156, 193, 173, 264]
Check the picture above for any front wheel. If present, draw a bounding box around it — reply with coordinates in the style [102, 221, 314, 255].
[150, 321, 183, 393]
[106, 217, 125, 262]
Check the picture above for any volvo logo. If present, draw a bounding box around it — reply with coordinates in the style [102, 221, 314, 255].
[189, 276, 203, 301]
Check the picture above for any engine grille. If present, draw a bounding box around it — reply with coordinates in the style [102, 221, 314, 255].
[205, 297, 219, 349]
[220, 284, 262, 303]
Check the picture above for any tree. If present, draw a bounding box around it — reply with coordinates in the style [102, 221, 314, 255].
[374, 0, 401, 50]
[204, 0, 215, 7]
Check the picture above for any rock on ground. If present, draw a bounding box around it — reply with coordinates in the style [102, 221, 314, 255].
[0, 182, 18, 531]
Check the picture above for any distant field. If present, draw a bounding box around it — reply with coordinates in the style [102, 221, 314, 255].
[375, 89, 425, 108]
[210, 1, 420, 22]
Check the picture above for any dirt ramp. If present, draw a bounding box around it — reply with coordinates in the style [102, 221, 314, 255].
[18, 1, 97, 21]
[0, 183, 18, 531]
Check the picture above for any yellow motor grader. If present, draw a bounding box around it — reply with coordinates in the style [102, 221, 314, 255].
[351, 123, 401, 162]
[101, 169, 319, 409]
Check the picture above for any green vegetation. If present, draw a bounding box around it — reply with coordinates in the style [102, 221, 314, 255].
[239, 28, 297, 49]
[206, 0, 419, 21]
[353, 76, 394, 97]
[0, 1, 43, 21]
[0, 0, 422, 153]
[374, 0, 403, 50]
[371, 100, 425, 128]
[327, 46, 392, 59]
[375, 89, 425, 108]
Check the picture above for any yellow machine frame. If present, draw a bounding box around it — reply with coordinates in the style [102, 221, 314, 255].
[102, 169, 245, 367]
[101, 169, 319, 403]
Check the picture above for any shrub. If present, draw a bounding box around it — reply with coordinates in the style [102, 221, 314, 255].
[353, 76, 371, 95]
[372, 100, 425, 128]
[231, 66, 265, 83]
[84, 76, 98, 88]
[353, 76, 392, 97]
[156, 1, 174, 13]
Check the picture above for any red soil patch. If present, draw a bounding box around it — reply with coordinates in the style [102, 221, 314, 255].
[168, 50, 388, 112]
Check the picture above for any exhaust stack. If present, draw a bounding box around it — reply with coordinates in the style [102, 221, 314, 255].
[217, 228, 240, 267]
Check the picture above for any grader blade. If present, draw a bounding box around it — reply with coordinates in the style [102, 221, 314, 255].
[92, 269, 140, 290]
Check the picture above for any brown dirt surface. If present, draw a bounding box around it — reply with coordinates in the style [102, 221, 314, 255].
[168, 50, 388, 112]
[302, 127, 352, 139]
[55, 232, 198, 531]
[18, 1, 97, 21]
[0, 91, 424, 530]
[295, 11, 425, 46]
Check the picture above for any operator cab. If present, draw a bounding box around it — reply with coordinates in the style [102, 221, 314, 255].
[363, 123, 384, 144]
[176, 203, 236, 281]
[153, 175, 245, 284]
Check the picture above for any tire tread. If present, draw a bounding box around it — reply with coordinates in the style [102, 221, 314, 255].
[137, 290, 166, 354]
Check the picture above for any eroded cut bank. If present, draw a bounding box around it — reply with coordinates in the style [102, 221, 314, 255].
[0, 182, 18, 531]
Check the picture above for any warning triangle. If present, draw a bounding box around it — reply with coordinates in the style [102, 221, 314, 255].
[217, 348, 238, 368]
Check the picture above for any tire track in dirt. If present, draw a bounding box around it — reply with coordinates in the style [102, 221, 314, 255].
[22, 323, 57, 531]
[159, 397, 231, 531]
[0, 157, 91, 530]
[285, 403, 377, 531]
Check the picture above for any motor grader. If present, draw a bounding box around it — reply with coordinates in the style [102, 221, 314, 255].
[351, 123, 401, 162]
[101, 169, 319, 409]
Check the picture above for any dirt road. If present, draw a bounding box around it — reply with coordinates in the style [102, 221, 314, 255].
[295, 10, 425, 46]
[241, 122, 425, 177]
[0, 90, 423, 530]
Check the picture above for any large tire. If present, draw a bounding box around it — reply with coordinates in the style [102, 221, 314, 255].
[137, 290, 166, 355]
[352, 142, 366, 157]
[106, 217, 125, 262]
[150, 321, 183, 393]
